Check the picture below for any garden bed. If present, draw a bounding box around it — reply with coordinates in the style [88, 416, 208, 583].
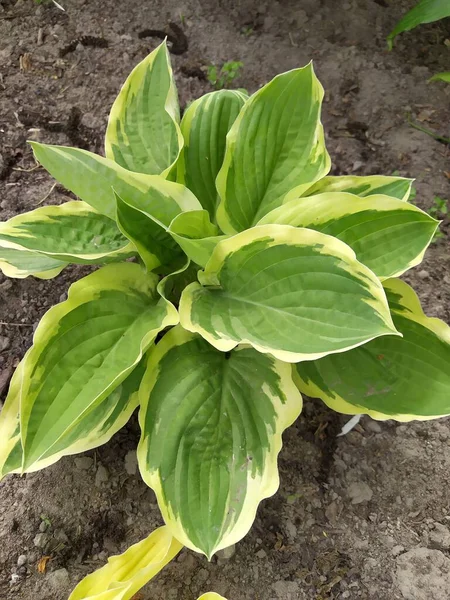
[0, 0, 449, 598]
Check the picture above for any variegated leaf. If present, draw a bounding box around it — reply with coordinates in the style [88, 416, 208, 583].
[0, 361, 145, 478]
[168, 210, 227, 267]
[68, 526, 182, 600]
[178, 89, 247, 219]
[295, 278, 450, 421]
[0, 248, 66, 279]
[9, 262, 177, 471]
[259, 192, 438, 279]
[138, 327, 303, 557]
[105, 41, 183, 177]
[216, 64, 330, 233]
[30, 142, 200, 221]
[303, 175, 414, 201]
[0, 201, 134, 265]
[179, 224, 399, 363]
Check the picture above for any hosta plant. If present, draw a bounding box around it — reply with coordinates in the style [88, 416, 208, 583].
[1, 42, 450, 599]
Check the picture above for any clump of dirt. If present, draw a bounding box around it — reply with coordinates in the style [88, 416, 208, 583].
[1, 1, 449, 599]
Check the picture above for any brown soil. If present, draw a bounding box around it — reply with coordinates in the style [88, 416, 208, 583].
[1, 1, 449, 599]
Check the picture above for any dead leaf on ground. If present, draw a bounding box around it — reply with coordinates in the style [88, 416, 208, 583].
[37, 556, 51, 574]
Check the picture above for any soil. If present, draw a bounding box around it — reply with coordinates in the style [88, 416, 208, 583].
[1, 0, 450, 599]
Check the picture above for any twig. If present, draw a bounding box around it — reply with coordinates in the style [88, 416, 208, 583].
[36, 182, 56, 205]
[407, 114, 450, 145]
[12, 165, 41, 173]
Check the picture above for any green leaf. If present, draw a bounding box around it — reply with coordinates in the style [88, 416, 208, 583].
[429, 71, 450, 83]
[168, 210, 228, 267]
[259, 192, 438, 280]
[303, 175, 414, 201]
[138, 327, 302, 557]
[387, 0, 450, 49]
[216, 64, 331, 233]
[105, 41, 183, 177]
[0, 248, 66, 279]
[295, 278, 450, 421]
[179, 224, 399, 363]
[68, 526, 182, 600]
[30, 142, 201, 221]
[0, 201, 134, 265]
[0, 360, 145, 479]
[114, 191, 181, 270]
[178, 90, 247, 219]
[11, 262, 178, 471]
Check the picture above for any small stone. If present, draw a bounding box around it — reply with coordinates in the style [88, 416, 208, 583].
[54, 528, 69, 544]
[74, 456, 93, 470]
[418, 270, 430, 280]
[256, 549, 267, 559]
[75, 42, 84, 52]
[396, 548, 450, 600]
[33, 532, 50, 548]
[17, 555, 27, 567]
[124, 450, 137, 475]
[429, 523, 450, 551]
[10, 573, 20, 585]
[95, 464, 109, 487]
[325, 501, 339, 524]
[347, 481, 373, 504]
[364, 419, 382, 433]
[216, 544, 235, 560]
[39, 520, 48, 532]
[0, 336, 11, 352]
[392, 545, 405, 557]
[47, 568, 70, 591]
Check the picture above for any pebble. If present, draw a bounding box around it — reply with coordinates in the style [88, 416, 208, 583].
[347, 481, 373, 504]
[364, 419, 382, 434]
[392, 544, 405, 557]
[17, 555, 27, 567]
[39, 520, 48, 532]
[0, 336, 11, 352]
[47, 568, 70, 591]
[74, 456, 93, 470]
[396, 548, 450, 600]
[418, 269, 430, 280]
[256, 549, 267, 559]
[33, 532, 50, 548]
[216, 544, 235, 561]
[95, 464, 109, 487]
[429, 523, 450, 551]
[124, 450, 137, 475]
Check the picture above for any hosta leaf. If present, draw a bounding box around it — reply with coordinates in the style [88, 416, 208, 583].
[259, 192, 438, 279]
[68, 526, 182, 600]
[179, 224, 399, 363]
[0, 201, 134, 265]
[387, 0, 450, 49]
[105, 41, 183, 177]
[178, 90, 247, 219]
[13, 262, 178, 471]
[168, 210, 227, 267]
[198, 595, 227, 600]
[0, 361, 145, 479]
[216, 65, 331, 233]
[138, 327, 303, 557]
[30, 142, 200, 221]
[303, 175, 413, 201]
[0, 248, 66, 279]
[295, 278, 450, 421]
[114, 191, 180, 270]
